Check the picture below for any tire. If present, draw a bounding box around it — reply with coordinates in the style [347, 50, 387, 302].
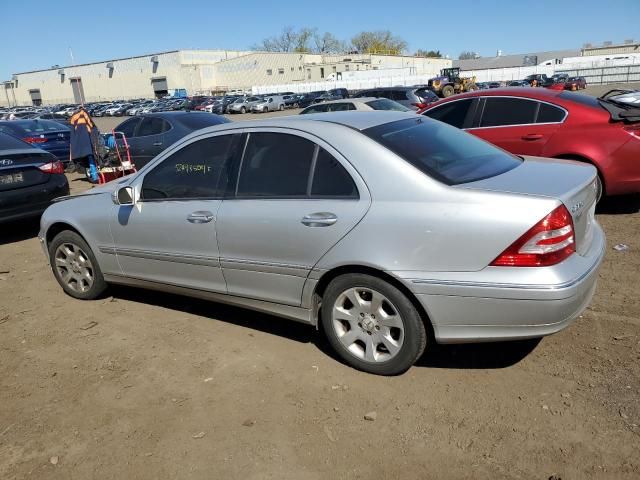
[263, 107, 268, 113]
[441, 85, 455, 97]
[465, 83, 478, 92]
[278, 104, 284, 111]
[49, 230, 107, 300]
[241, 106, 246, 114]
[321, 273, 427, 375]
[293, 102, 299, 108]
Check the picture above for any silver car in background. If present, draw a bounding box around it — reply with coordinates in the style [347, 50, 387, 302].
[228, 96, 264, 114]
[39, 112, 605, 375]
[251, 95, 286, 113]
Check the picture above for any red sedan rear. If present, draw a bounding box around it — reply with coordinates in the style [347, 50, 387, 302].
[419, 88, 640, 195]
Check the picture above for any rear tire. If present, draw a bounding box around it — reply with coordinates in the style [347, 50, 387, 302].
[241, 106, 246, 114]
[49, 230, 107, 300]
[278, 104, 284, 111]
[321, 274, 427, 375]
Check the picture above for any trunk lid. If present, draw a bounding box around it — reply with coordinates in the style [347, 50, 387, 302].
[0, 149, 55, 192]
[457, 157, 599, 256]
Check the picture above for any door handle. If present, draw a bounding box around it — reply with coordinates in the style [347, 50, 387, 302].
[521, 134, 543, 141]
[153, 142, 163, 146]
[187, 211, 214, 223]
[301, 212, 337, 227]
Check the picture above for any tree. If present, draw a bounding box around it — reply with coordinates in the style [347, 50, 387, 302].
[255, 26, 306, 52]
[415, 49, 442, 58]
[458, 51, 479, 60]
[350, 30, 407, 55]
[313, 31, 346, 54]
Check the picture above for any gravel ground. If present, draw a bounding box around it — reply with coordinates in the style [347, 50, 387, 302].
[1, 84, 639, 480]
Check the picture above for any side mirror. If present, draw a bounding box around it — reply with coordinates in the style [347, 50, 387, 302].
[113, 186, 135, 205]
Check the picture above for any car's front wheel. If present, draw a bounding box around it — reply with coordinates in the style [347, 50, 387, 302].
[49, 230, 107, 300]
[321, 274, 427, 375]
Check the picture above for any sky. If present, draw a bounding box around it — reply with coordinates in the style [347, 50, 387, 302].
[1, 0, 639, 80]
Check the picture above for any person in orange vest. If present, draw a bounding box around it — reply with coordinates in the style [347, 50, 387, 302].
[69, 107, 100, 182]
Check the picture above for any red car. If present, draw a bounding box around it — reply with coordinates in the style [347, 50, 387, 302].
[419, 88, 640, 196]
[565, 76, 587, 91]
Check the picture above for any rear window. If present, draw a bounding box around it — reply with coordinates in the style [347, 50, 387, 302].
[364, 98, 409, 112]
[176, 114, 230, 130]
[0, 131, 32, 150]
[363, 117, 521, 185]
[17, 120, 67, 133]
[558, 92, 604, 109]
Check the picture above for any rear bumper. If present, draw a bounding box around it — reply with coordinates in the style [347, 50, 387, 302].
[0, 174, 69, 223]
[397, 223, 606, 343]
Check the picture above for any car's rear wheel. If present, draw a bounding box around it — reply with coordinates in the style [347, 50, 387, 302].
[321, 274, 427, 375]
[278, 104, 284, 111]
[241, 107, 246, 114]
[49, 230, 107, 300]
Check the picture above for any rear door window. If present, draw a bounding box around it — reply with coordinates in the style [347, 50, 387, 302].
[480, 97, 537, 127]
[236, 133, 315, 197]
[423, 99, 474, 129]
[137, 117, 170, 136]
[115, 118, 141, 138]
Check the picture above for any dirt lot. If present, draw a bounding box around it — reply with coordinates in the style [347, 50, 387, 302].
[1, 86, 640, 479]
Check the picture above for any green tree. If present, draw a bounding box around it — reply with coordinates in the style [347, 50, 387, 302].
[415, 49, 442, 58]
[350, 30, 407, 55]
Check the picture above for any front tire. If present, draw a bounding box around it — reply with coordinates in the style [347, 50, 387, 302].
[49, 231, 107, 300]
[241, 106, 246, 114]
[441, 85, 455, 97]
[321, 274, 427, 375]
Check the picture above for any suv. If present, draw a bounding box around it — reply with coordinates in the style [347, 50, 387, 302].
[524, 74, 553, 87]
[352, 87, 439, 110]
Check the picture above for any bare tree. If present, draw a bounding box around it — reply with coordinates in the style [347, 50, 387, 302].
[313, 31, 346, 54]
[458, 51, 479, 60]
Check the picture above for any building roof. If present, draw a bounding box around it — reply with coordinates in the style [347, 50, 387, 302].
[453, 49, 580, 70]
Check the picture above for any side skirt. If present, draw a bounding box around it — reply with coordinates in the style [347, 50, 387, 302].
[103, 273, 314, 325]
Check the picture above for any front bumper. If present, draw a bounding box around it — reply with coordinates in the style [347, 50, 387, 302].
[396, 223, 606, 343]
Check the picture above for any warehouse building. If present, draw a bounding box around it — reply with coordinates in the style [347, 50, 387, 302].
[2, 50, 450, 106]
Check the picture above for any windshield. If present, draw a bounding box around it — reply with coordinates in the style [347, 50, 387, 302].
[363, 117, 521, 185]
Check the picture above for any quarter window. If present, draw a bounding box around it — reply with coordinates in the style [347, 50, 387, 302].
[237, 133, 315, 197]
[423, 99, 474, 129]
[311, 148, 358, 198]
[480, 97, 537, 127]
[537, 103, 565, 123]
[141, 134, 239, 200]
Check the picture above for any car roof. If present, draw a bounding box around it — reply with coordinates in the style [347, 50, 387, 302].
[432, 87, 564, 102]
[209, 111, 415, 133]
[309, 97, 378, 106]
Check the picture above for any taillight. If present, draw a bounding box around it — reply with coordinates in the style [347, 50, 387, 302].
[491, 205, 575, 267]
[624, 125, 640, 139]
[23, 136, 47, 144]
[412, 102, 427, 109]
[38, 160, 65, 174]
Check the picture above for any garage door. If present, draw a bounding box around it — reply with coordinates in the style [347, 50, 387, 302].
[151, 77, 168, 98]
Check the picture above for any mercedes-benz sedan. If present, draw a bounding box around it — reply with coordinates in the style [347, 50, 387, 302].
[39, 112, 605, 375]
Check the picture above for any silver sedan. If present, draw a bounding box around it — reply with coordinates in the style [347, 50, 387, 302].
[39, 112, 605, 375]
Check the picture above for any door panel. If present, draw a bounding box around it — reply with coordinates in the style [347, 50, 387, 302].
[216, 131, 369, 306]
[468, 97, 563, 156]
[110, 133, 242, 292]
[217, 199, 368, 305]
[128, 117, 168, 168]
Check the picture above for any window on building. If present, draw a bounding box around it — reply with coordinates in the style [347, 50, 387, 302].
[266, 69, 273, 76]
[307, 69, 311, 79]
[320, 67, 325, 79]
[278, 68, 285, 75]
[345, 65, 350, 71]
[332, 66, 337, 72]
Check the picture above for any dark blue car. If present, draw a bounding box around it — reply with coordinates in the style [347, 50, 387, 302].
[113, 111, 230, 168]
[0, 120, 71, 162]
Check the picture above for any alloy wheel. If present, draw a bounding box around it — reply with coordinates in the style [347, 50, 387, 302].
[331, 287, 405, 363]
[54, 243, 95, 293]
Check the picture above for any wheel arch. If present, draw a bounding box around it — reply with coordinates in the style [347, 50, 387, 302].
[45, 222, 88, 250]
[312, 265, 435, 340]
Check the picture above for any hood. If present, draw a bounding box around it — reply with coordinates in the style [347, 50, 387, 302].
[53, 176, 131, 203]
